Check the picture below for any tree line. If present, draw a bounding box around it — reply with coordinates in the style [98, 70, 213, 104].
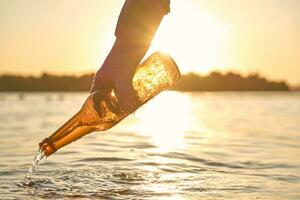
[0, 72, 289, 92]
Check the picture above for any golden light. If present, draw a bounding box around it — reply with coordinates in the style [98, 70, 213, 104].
[149, 0, 228, 74]
[132, 92, 192, 153]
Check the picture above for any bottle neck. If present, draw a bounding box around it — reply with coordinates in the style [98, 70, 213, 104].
[39, 138, 57, 157]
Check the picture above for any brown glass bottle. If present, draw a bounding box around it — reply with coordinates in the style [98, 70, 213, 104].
[39, 52, 180, 157]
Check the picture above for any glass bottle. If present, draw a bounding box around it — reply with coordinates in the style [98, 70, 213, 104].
[39, 52, 180, 157]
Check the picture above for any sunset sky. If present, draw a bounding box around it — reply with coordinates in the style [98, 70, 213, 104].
[0, 0, 299, 85]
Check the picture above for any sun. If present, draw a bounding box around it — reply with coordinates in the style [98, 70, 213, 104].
[148, 0, 227, 74]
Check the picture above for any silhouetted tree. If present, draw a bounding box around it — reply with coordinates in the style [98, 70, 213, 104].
[0, 72, 289, 92]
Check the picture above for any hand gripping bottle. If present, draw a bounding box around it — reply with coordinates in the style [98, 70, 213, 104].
[39, 52, 180, 157]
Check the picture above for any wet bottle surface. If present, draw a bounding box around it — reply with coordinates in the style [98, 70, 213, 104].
[39, 52, 181, 157]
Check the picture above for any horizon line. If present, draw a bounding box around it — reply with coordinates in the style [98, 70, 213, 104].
[0, 70, 298, 87]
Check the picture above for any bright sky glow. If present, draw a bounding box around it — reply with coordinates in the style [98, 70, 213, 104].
[0, 0, 299, 85]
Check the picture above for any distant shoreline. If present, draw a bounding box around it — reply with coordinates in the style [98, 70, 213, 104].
[0, 72, 290, 92]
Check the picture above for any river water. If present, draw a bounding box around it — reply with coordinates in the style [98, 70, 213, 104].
[0, 91, 299, 200]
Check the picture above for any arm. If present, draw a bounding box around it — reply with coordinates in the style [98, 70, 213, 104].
[91, 0, 170, 112]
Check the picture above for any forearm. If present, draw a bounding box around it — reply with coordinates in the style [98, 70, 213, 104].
[91, 0, 170, 112]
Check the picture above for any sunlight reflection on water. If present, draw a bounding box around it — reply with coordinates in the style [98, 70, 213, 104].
[132, 92, 192, 153]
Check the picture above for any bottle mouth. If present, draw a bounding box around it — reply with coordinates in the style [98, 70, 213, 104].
[39, 138, 57, 157]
